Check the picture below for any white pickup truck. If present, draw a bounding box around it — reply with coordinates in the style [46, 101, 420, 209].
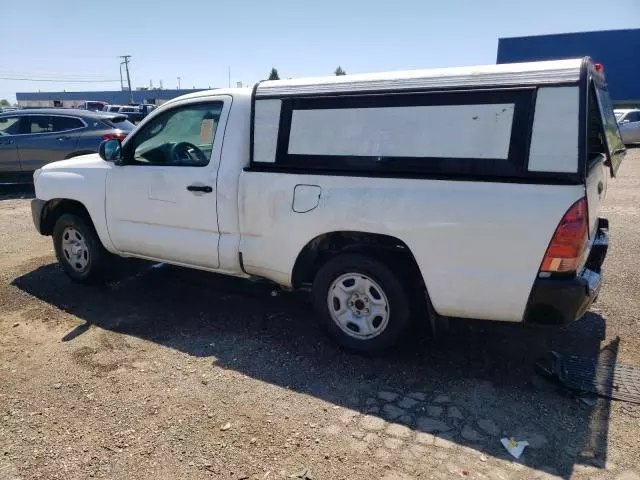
[31, 57, 625, 352]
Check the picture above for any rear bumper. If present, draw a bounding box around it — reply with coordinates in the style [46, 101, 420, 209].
[525, 218, 608, 325]
[31, 199, 46, 235]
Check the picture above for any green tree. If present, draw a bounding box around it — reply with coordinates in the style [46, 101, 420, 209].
[0, 99, 10, 107]
[334, 66, 346, 76]
[268, 68, 280, 80]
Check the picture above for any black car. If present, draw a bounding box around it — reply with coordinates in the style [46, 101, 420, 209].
[0, 108, 135, 183]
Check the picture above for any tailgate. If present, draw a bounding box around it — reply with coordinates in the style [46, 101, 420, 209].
[585, 159, 606, 238]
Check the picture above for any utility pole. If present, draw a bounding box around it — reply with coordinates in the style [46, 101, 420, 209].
[177, 76, 181, 90]
[119, 62, 125, 91]
[120, 55, 133, 103]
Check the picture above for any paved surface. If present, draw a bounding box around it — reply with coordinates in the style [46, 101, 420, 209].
[1, 150, 640, 479]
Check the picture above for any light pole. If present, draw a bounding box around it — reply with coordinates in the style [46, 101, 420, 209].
[177, 76, 181, 90]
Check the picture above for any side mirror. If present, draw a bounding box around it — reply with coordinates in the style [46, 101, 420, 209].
[98, 138, 123, 163]
[621, 119, 630, 124]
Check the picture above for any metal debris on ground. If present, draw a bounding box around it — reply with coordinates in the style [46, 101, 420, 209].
[500, 437, 529, 459]
[290, 469, 314, 480]
[536, 351, 640, 404]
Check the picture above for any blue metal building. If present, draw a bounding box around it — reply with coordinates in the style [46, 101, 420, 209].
[497, 29, 640, 104]
[16, 88, 210, 108]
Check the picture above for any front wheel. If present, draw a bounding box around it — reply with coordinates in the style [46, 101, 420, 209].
[312, 254, 413, 353]
[53, 213, 113, 284]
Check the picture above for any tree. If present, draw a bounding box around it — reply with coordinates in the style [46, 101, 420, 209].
[268, 68, 280, 81]
[0, 99, 10, 107]
[334, 66, 346, 76]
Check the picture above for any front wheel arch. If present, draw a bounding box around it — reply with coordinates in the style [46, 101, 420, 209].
[40, 199, 93, 236]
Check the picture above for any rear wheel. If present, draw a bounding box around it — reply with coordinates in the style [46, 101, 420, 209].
[312, 254, 413, 353]
[53, 213, 112, 284]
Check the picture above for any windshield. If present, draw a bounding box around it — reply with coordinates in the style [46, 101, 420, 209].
[615, 112, 624, 121]
[594, 82, 625, 176]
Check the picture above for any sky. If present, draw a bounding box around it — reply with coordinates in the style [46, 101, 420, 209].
[2, 0, 639, 102]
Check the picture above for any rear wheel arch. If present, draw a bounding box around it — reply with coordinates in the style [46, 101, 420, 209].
[291, 231, 426, 294]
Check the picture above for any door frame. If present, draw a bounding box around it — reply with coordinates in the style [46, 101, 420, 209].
[105, 95, 233, 269]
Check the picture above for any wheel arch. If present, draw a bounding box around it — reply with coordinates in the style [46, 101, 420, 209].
[40, 198, 94, 236]
[291, 231, 425, 293]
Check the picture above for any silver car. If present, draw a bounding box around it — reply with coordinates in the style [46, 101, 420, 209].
[0, 108, 134, 184]
[615, 109, 640, 145]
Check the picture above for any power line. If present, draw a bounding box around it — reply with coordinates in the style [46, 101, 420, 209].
[0, 70, 119, 78]
[0, 77, 120, 83]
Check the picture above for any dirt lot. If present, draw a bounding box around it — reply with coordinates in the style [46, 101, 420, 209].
[1, 151, 640, 480]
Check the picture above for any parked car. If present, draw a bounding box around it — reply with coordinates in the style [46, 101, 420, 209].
[77, 101, 107, 112]
[0, 108, 134, 183]
[615, 108, 640, 144]
[103, 105, 123, 113]
[31, 58, 624, 352]
[117, 104, 156, 124]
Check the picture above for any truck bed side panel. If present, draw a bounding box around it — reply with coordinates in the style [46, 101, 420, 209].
[239, 172, 584, 322]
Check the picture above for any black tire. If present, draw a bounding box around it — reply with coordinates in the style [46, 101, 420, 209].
[53, 213, 112, 284]
[312, 253, 413, 353]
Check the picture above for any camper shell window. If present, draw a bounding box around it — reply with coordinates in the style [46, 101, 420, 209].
[261, 89, 535, 179]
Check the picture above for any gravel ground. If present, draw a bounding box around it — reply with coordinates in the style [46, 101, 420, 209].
[1, 150, 640, 480]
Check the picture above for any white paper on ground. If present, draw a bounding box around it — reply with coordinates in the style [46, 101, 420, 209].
[500, 437, 530, 459]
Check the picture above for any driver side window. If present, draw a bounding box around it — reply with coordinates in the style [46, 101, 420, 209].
[128, 102, 223, 167]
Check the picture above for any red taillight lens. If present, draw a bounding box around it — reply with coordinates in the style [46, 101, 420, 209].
[540, 198, 588, 274]
[102, 132, 127, 141]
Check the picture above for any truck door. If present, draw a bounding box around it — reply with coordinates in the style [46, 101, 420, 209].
[105, 96, 231, 269]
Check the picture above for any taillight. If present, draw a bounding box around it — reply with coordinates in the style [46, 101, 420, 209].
[540, 198, 588, 274]
[102, 132, 127, 141]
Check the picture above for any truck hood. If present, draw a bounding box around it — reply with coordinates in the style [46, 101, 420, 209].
[41, 153, 111, 171]
[35, 153, 112, 205]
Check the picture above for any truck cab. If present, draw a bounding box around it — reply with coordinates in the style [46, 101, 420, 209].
[31, 58, 625, 352]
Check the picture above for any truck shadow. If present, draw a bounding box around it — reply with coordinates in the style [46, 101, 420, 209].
[0, 184, 34, 201]
[12, 262, 615, 479]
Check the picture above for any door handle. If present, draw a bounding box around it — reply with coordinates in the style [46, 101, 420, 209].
[186, 185, 213, 193]
[0, 139, 14, 145]
[57, 136, 71, 141]
[597, 181, 604, 195]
